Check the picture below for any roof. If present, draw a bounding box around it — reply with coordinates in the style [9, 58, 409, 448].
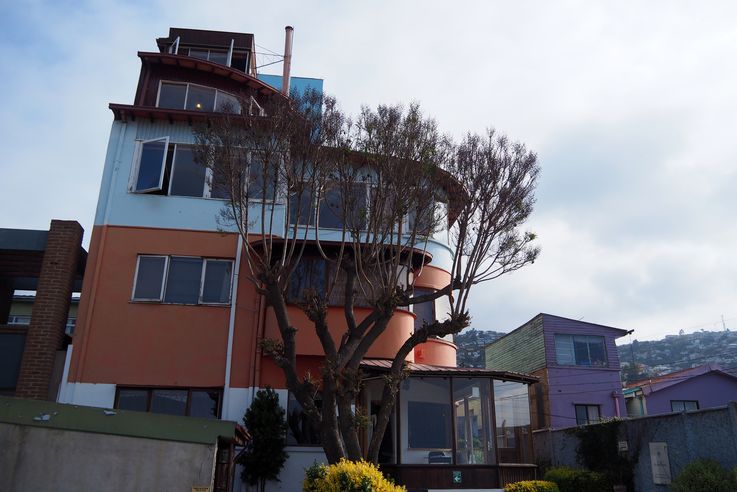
[360, 359, 538, 384]
[485, 312, 631, 350]
[0, 228, 49, 251]
[156, 27, 254, 52]
[0, 396, 241, 445]
[624, 363, 737, 395]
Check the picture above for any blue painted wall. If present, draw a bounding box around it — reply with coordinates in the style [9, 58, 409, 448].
[257, 74, 324, 96]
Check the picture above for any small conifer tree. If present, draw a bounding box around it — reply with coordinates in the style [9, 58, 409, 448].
[238, 387, 288, 491]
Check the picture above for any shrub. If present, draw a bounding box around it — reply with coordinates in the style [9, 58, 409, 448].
[543, 466, 609, 492]
[671, 459, 737, 492]
[504, 480, 560, 492]
[303, 458, 406, 492]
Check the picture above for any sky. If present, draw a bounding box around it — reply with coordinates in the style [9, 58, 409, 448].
[1, 1, 736, 341]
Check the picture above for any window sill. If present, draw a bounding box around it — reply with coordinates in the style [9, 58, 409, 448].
[129, 300, 231, 307]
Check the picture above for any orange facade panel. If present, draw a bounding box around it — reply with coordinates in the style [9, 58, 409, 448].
[413, 337, 457, 367]
[263, 306, 415, 362]
[414, 265, 451, 290]
[69, 226, 250, 387]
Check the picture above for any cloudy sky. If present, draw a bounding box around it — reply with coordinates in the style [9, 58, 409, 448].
[1, 1, 736, 341]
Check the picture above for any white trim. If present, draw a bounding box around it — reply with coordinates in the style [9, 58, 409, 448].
[168, 36, 180, 55]
[131, 137, 170, 193]
[199, 258, 235, 305]
[222, 236, 242, 417]
[131, 255, 168, 301]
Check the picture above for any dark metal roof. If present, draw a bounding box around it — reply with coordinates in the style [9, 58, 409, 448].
[0, 229, 48, 251]
[156, 28, 254, 52]
[360, 358, 538, 384]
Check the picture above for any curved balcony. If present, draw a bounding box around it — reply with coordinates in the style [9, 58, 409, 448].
[413, 337, 457, 367]
[264, 305, 415, 362]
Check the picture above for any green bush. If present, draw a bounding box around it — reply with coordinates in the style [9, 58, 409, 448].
[303, 458, 405, 492]
[671, 459, 737, 492]
[543, 466, 610, 492]
[504, 480, 560, 492]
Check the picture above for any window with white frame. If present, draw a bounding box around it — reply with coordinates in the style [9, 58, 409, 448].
[156, 81, 264, 116]
[132, 255, 233, 305]
[131, 139, 278, 202]
[554, 334, 608, 367]
[157, 81, 240, 113]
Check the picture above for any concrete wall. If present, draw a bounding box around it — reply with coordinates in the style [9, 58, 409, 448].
[533, 401, 737, 492]
[0, 422, 217, 492]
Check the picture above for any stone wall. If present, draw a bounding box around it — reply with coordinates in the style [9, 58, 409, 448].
[533, 401, 737, 492]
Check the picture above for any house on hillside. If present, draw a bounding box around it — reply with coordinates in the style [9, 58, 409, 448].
[624, 363, 737, 417]
[58, 27, 539, 490]
[486, 314, 631, 429]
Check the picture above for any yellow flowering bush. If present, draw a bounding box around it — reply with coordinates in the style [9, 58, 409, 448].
[303, 458, 406, 492]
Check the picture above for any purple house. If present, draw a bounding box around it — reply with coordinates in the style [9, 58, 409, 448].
[485, 314, 630, 429]
[624, 363, 737, 417]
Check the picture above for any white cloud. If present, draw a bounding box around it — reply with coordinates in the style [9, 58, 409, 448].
[1, 0, 735, 340]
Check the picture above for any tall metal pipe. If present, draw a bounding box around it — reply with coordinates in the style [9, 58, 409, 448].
[282, 26, 294, 96]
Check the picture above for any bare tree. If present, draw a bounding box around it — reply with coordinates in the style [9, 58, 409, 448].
[194, 90, 540, 463]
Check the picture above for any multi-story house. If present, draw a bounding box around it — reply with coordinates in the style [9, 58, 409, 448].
[60, 27, 538, 490]
[486, 313, 630, 429]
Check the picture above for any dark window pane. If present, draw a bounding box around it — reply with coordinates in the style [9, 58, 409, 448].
[186, 85, 216, 111]
[289, 258, 326, 302]
[231, 53, 247, 72]
[216, 91, 241, 113]
[573, 336, 591, 366]
[587, 337, 607, 366]
[133, 256, 166, 300]
[188, 49, 209, 60]
[289, 190, 314, 225]
[0, 333, 26, 390]
[169, 146, 206, 197]
[685, 401, 698, 411]
[319, 186, 343, 228]
[151, 389, 187, 415]
[190, 391, 220, 418]
[208, 51, 228, 65]
[164, 257, 202, 304]
[158, 83, 187, 109]
[405, 378, 452, 455]
[118, 389, 148, 412]
[202, 260, 232, 304]
[413, 288, 434, 332]
[135, 139, 167, 192]
[287, 392, 321, 445]
[249, 158, 278, 200]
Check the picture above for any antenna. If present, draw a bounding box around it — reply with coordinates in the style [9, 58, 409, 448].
[722, 314, 728, 331]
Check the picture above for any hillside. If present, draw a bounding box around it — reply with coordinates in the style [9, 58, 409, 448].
[453, 327, 737, 379]
[454, 328, 506, 368]
[618, 329, 737, 383]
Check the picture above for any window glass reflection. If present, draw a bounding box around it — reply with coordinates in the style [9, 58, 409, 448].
[401, 377, 452, 464]
[454, 378, 494, 464]
[493, 380, 532, 463]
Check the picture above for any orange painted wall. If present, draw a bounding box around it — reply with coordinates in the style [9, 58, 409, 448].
[263, 306, 415, 362]
[414, 338, 457, 367]
[414, 265, 451, 289]
[70, 226, 456, 390]
[69, 225, 256, 387]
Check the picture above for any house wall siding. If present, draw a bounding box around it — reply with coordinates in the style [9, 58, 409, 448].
[643, 371, 737, 415]
[485, 315, 545, 373]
